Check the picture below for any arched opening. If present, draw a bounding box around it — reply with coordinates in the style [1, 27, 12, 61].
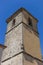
[28, 18, 32, 26]
[12, 19, 15, 26]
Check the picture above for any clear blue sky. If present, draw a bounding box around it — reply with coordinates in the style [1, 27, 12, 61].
[0, 0, 43, 55]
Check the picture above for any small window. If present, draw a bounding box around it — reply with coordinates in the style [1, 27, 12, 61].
[12, 19, 15, 26]
[28, 18, 32, 26]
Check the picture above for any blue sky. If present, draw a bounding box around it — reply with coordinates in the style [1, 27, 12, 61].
[0, 0, 43, 55]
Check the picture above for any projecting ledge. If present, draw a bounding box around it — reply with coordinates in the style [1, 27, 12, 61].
[0, 44, 7, 49]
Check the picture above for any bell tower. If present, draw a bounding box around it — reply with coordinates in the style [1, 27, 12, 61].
[1, 8, 41, 65]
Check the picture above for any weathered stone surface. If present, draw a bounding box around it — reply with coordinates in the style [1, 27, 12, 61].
[23, 24, 41, 59]
[1, 53, 23, 65]
[2, 24, 23, 61]
[0, 48, 3, 65]
[22, 10, 38, 32]
[24, 53, 43, 65]
[7, 12, 23, 32]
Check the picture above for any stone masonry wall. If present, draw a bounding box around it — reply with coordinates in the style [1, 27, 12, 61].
[0, 48, 3, 65]
[1, 53, 23, 65]
[7, 12, 23, 32]
[1, 24, 23, 61]
[23, 23, 41, 59]
[24, 53, 43, 65]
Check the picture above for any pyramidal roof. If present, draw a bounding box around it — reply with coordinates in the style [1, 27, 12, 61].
[6, 7, 38, 23]
[0, 44, 6, 49]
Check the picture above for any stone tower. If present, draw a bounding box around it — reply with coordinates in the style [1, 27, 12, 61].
[1, 8, 42, 65]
